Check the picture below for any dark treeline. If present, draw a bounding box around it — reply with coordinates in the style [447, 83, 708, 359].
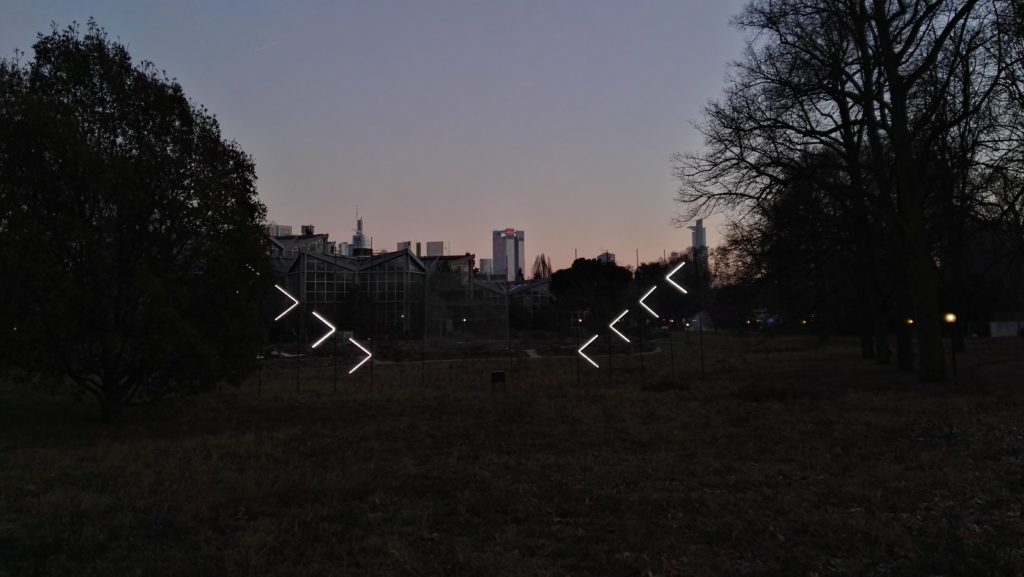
[0, 22, 270, 420]
[675, 0, 1024, 381]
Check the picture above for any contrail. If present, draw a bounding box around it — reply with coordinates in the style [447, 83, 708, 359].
[254, 40, 282, 53]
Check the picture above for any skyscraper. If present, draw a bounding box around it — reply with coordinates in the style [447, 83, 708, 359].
[689, 218, 707, 251]
[688, 218, 709, 278]
[492, 228, 525, 281]
[426, 241, 445, 257]
[352, 217, 366, 250]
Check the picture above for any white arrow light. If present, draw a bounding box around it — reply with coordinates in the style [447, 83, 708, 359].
[349, 338, 372, 374]
[274, 285, 299, 321]
[310, 311, 336, 348]
[609, 310, 631, 343]
[666, 261, 688, 294]
[578, 334, 600, 368]
[639, 286, 659, 318]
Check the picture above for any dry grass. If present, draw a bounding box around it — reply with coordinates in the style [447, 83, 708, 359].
[2, 335, 1023, 576]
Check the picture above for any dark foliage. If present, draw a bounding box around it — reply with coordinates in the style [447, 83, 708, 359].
[0, 22, 271, 419]
[549, 258, 633, 323]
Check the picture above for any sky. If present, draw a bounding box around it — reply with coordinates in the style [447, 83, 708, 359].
[2, 0, 750, 271]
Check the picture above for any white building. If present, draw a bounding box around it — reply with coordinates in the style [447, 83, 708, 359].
[492, 228, 525, 281]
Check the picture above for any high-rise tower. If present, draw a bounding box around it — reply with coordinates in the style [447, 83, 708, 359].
[492, 228, 525, 281]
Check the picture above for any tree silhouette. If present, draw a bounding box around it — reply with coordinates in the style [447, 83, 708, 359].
[549, 258, 633, 323]
[531, 253, 552, 280]
[0, 22, 271, 419]
[676, 0, 1015, 381]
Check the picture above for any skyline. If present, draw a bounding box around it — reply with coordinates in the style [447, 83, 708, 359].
[2, 1, 751, 270]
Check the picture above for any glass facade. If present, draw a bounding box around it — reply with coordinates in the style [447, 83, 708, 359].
[292, 252, 424, 337]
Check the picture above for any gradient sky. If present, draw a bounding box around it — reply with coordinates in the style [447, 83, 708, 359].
[3, 0, 750, 271]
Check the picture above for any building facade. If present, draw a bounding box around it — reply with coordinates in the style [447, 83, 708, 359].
[274, 249, 427, 339]
[426, 241, 445, 257]
[492, 228, 525, 282]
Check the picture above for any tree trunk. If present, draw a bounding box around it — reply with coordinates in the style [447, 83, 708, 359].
[871, 2, 952, 383]
[897, 321, 915, 371]
[901, 187, 947, 382]
[907, 279, 945, 381]
[861, 329, 875, 360]
[874, 315, 891, 365]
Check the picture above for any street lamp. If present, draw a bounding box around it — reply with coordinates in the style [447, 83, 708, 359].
[945, 312, 958, 376]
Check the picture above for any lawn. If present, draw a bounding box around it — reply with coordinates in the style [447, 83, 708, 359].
[2, 335, 1023, 576]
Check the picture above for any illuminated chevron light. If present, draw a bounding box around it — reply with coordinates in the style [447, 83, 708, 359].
[349, 338, 372, 374]
[578, 334, 600, 368]
[609, 310, 630, 343]
[666, 261, 688, 294]
[274, 285, 299, 321]
[639, 286, 659, 318]
[310, 311, 336, 348]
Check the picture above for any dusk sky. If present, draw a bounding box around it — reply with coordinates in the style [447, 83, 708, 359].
[3, 1, 749, 271]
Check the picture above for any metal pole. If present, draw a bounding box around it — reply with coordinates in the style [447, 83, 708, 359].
[669, 327, 676, 383]
[639, 318, 645, 380]
[333, 335, 338, 392]
[951, 341, 957, 376]
[607, 331, 612, 387]
[506, 287, 512, 372]
[575, 317, 581, 388]
[296, 302, 303, 392]
[422, 267, 427, 388]
[698, 310, 705, 378]
[950, 324, 958, 376]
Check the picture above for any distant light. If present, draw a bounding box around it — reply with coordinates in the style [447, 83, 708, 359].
[462, 318, 467, 323]
[745, 320, 751, 325]
[801, 319, 807, 325]
[944, 313, 957, 324]
[906, 318, 914, 326]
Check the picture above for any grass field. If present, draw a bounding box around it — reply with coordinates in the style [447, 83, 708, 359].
[2, 335, 1023, 576]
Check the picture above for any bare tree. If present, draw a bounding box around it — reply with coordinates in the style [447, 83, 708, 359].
[531, 253, 553, 280]
[676, 0, 1013, 381]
